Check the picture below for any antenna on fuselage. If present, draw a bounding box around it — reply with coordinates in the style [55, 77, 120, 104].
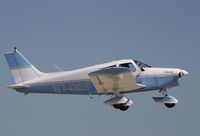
[14, 47, 17, 52]
[89, 93, 94, 99]
[88, 90, 101, 100]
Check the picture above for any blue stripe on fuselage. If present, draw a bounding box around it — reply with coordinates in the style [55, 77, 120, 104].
[156, 76, 179, 88]
[136, 76, 157, 90]
[19, 76, 179, 95]
[136, 75, 179, 90]
[22, 80, 98, 95]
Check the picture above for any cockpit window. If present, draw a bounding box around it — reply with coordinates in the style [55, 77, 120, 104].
[134, 60, 151, 71]
[106, 65, 116, 68]
[119, 63, 136, 72]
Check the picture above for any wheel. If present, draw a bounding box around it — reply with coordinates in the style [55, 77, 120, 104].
[113, 104, 120, 109]
[165, 103, 176, 108]
[119, 106, 129, 111]
[113, 104, 129, 111]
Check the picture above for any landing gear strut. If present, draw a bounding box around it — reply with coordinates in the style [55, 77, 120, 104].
[159, 88, 168, 96]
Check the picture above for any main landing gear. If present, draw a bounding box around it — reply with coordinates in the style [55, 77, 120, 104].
[104, 96, 133, 111]
[113, 104, 129, 111]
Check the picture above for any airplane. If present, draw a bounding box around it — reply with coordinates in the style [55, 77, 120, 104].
[4, 47, 188, 111]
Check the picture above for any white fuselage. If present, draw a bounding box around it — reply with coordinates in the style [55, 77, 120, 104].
[4, 48, 189, 111]
[14, 59, 188, 95]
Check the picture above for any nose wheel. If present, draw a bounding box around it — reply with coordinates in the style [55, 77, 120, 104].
[153, 88, 178, 108]
[165, 103, 176, 108]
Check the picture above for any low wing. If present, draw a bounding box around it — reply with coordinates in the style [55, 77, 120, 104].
[88, 67, 145, 94]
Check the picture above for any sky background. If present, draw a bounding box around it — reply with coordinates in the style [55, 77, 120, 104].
[0, 0, 200, 136]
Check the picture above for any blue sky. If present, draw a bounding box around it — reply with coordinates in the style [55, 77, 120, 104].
[0, 0, 199, 136]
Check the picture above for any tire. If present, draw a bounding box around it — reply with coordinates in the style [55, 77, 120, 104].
[165, 103, 176, 108]
[119, 106, 129, 111]
[113, 104, 129, 111]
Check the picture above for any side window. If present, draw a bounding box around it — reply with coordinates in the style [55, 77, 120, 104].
[108, 65, 116, 68]
[134, 60, 151, 71]
[119, 63, 136, 72]
[105, 65, 116, 68]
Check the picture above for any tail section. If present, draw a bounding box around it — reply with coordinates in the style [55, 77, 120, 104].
[4, 47, 46, 83]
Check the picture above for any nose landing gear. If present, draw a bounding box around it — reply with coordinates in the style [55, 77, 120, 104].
[153, 88, 178, 108]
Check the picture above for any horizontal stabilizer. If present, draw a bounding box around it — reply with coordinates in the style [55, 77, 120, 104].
[7, 84, 28, 90]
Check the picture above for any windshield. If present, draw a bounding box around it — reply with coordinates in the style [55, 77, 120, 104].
[119, 63, 136, 72]
[134, 60, 151, 71]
